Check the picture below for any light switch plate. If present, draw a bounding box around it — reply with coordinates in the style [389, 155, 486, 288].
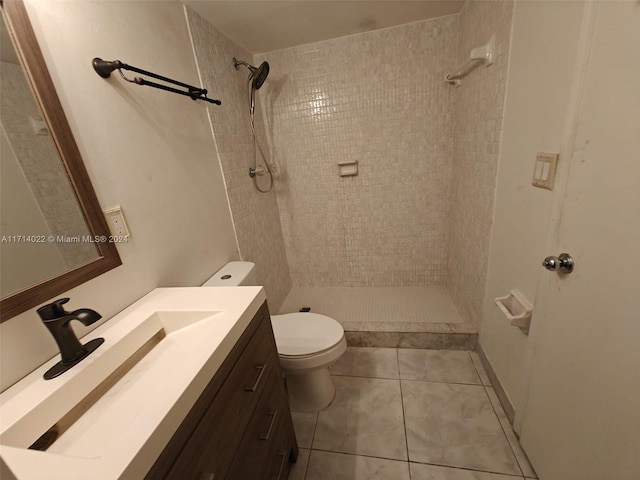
[532, 152, 559, 190]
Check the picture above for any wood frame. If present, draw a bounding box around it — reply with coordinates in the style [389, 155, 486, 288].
[0, 0, 122, 321]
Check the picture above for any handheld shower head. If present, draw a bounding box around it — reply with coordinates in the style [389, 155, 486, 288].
[232, 56, 274, 193]
[252, 62, 269, 90]
[233, 57, 270, 90]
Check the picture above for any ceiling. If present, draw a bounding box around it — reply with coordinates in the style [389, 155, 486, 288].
[181, 1, 465, 54]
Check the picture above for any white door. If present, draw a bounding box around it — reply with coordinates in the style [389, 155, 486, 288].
[518, 2, 640, 479]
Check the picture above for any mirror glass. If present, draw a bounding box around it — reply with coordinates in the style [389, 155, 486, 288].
[0, 1, 121, 320]
[0, 14, 98, 297]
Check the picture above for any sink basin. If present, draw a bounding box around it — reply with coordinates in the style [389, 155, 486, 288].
[2, 309, 221, 454]
[0, 286, 266, 480]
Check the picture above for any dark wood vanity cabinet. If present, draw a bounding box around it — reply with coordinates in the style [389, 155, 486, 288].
[145, 302, 298, 480]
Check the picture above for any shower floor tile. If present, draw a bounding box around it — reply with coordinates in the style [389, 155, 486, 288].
[279, 286, 474, 333]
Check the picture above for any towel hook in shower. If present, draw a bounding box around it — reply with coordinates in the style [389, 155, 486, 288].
[445, 34, 495, 86]
[92, 58, 221, 105]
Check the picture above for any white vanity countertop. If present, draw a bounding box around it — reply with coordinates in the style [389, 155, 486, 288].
[0, 286, 266, 480]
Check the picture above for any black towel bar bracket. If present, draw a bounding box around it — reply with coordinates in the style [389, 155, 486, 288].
[92, 58, 221, 105]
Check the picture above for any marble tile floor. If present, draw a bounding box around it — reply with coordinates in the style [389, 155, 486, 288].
[288, 347, 537, 480]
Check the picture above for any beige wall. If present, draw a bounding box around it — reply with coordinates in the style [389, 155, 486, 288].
[447, 0, 514, 324]
[478, 0, 586, 425]
[0, 1, 238, 391]
[257, 16, 458, 287]
[186, 8, 292, 310]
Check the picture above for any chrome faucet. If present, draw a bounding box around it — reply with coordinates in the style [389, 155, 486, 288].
[37, 298, 104, 380]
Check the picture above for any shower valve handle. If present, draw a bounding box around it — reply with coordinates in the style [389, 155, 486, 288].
[249, 167, 266, 177]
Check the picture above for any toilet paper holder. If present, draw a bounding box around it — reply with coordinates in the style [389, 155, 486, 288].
[494, 289, 533, 331]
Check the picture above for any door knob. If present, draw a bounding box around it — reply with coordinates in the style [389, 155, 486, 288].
[542, 253, 574, 274]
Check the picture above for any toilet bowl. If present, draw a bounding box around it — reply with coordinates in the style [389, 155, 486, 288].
[271, 312, 347, 411]
[203, 261, 346, 411]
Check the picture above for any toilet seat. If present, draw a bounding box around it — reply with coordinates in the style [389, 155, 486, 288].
[271, 313, 344, 357]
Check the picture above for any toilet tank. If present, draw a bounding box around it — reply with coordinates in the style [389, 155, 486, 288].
[203, 261, 257, 286]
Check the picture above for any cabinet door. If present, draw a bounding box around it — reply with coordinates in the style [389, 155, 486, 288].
[167, 317, 278, 480]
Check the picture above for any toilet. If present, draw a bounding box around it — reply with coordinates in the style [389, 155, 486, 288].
[203, 261, 347, 411]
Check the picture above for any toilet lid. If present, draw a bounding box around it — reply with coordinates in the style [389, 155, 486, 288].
[271, 313, 344, 357]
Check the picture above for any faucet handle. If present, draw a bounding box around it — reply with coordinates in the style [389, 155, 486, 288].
[37, 298, 71, 321]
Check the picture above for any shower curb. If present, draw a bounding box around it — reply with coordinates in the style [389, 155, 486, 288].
[344, 331, 477, 351]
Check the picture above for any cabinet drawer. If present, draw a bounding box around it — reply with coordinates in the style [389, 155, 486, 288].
[263, 412, 297, 480]
[225, 366, 294, 480]
[165, 314, 278, 480]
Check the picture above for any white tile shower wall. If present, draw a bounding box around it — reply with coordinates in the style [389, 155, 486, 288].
[447, 0, 514, 323]
[257, 17, 458, 287]
[186, 8, 291, 310]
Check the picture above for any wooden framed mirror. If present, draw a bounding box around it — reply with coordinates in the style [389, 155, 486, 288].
[0, 0, 121, 321]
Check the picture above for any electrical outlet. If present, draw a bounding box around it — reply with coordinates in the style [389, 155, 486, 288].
[110, 214, 126, 235]
[103, 206, 130, 238]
